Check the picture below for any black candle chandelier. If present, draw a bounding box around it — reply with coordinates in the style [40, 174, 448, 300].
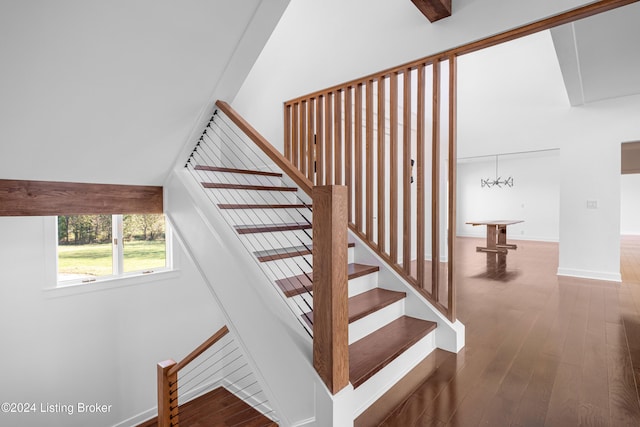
[481, 155, 513, 188]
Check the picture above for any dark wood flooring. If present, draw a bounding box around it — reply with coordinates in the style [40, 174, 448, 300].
[360, 236, 640, 427]
[138, 387, 277, 427]
[140, 237, 640, 426]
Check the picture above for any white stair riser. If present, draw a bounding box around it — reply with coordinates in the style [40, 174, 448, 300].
[204, 188, 299, 205]
[349, 299, 405, 345]
[219, 208, 312, 226]
[195, 170, 283, 187]
[237, 230, 313, 252]
[347, 272, 379, 298]
[352, 330, 437, 419]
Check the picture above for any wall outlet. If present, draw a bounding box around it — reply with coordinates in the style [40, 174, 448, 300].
[587, 200, 598, 209]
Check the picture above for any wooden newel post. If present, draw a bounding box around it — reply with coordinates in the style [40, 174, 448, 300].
[157, 359, 179, 427]
[312, 185, 349, 394]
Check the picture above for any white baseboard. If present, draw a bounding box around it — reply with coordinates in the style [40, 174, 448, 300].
[113, 407, 158, 427]
[557, 267, 622, 283]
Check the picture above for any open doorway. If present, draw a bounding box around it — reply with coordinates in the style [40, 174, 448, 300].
[621, 141, 640, 283]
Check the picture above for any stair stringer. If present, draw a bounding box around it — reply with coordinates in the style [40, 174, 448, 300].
[166, 170, 349, 427]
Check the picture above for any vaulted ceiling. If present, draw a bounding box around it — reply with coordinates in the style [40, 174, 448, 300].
[551, 1, 640, 105]
[0, 0, 289, 186]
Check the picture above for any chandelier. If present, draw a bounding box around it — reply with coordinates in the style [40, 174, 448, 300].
[481, 155, 513, 188]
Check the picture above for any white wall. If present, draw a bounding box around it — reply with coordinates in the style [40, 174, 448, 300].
[457, 152, 560, 241]
[556, 94, 640, 281]
[621, 173, 640, 235]
[232, 1, 640, 281]
[0, 0, 289, 186]
[232, 0, 592, 148]
[0, 217, 223, 427]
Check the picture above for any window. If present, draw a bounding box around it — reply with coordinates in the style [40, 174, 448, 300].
[57, 214, 169, 284]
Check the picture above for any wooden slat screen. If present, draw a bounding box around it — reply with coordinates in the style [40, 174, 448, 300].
[279, 0, 640, 322]
[284, 60, 456, 321]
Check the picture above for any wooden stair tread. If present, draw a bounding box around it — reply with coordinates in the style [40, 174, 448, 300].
[195, 165, 282, 177]
[202, 182, 297, 192]
[235, 222, 311, 234]
[349, 316, 437, 388]
[218, 203, 311, 210]
[276, 263, 380, 297]
[254, 242, 355, 262]
[302, 288, 406, 326]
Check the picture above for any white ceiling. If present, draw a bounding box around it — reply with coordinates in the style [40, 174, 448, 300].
[1, 1, 636, 187]
[551, 2, 640, 105]
[0, 1, 288, 185]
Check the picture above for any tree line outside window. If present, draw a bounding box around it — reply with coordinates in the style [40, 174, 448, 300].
[58, 214, 165, 245]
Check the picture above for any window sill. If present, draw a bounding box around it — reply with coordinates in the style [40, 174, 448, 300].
[43, 269, 181, 298]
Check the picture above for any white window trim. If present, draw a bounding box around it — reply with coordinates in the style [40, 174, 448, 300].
[44, 215, 179, 297]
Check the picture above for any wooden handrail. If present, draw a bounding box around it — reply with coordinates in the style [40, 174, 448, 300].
[215, 100, 313, 196]
[157, 325, 230, 427]
[167, 325, 229, 376]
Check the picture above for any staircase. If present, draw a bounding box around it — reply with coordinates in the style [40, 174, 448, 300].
[163, 103, 464, 425]
[185, 124, 438, 420]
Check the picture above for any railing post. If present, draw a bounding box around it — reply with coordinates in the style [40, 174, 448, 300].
[312, 185, 349, 394]
[157, 359, 179, 427]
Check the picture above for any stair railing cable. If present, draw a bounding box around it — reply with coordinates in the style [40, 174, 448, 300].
[157, 325, 278, 427]
[184, 110, 320, 336]
[215, 112, 313, 226]
[187, 143, 314, 321]
[187, 126, 314, 326]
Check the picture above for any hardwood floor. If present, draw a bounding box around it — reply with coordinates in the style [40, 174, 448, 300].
[372, 236, 640, 427]
[138, 387, 277, 427]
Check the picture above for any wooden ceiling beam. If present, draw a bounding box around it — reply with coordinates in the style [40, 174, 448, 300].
[411, 0, 452, 23]
[0, 179, 163, 216]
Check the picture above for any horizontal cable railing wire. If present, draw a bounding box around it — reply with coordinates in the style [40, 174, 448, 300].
[168, 330, 279, 427]
[184, 109, 320, 337]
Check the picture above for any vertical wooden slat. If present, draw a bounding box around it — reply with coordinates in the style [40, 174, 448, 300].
[416, 64, 426, 286]
[448, 55, 458, 321]
[366, 79, 374, 239]
[389, 73, 399, 265]
[308, 99, 315, 183]
[317, 95, 325, 185]
[313, 185, 349, 394]
[377, 76, 386, 253]
[325, 93, 334, 185]
[432, 60, 441, 300]
[334, 90, 343, 185]
[157, 359, 178, 427]
[403, 69, 412, 275]
[284, 104, 291, 161]
[354, 84, 363, 232]
[345, 88, 353, 224]
[292, 103, 300, 168]
[300, 101, 307, 176]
